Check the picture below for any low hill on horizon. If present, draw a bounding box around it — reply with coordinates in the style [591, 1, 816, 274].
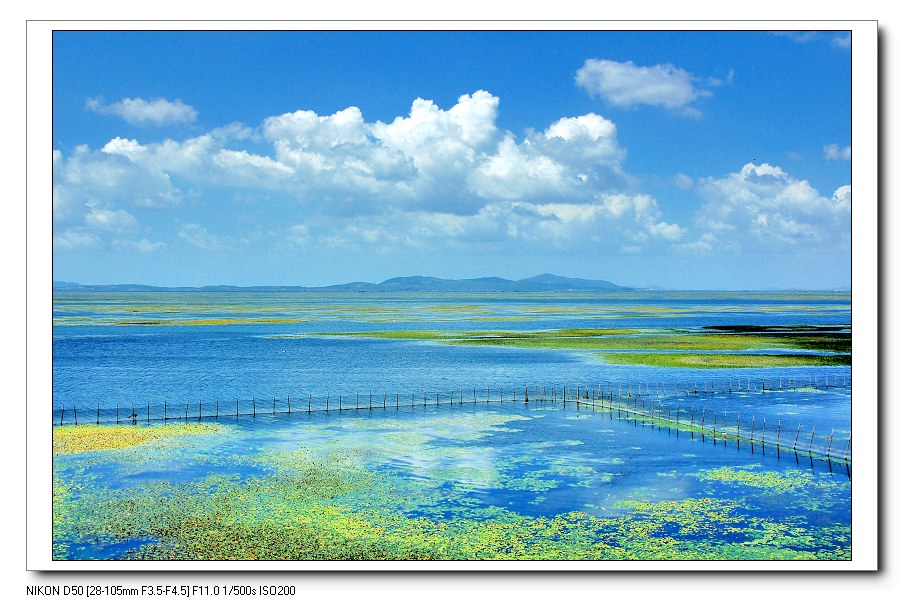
[52, 274, 634, 293]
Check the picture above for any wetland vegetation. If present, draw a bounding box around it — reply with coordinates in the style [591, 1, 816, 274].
[51, 290, 852, 561]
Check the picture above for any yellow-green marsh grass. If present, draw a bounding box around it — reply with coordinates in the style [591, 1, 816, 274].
[598, 353, 852, 369]
[113, 317, 306, 326]
[319, 326, 850, 369]
[53, 423, 223, 454]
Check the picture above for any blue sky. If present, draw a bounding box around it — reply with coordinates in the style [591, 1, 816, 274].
[52, 29, 853, 289]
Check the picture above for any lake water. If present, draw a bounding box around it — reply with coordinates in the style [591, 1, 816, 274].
[51, 290, 853, 561]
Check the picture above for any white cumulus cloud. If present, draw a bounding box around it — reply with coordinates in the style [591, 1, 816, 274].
[55, 90, 686, 255]
[695, 162, 851, 247]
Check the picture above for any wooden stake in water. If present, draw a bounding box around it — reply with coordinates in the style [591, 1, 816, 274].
[61, 403, 65, 427]
[97, 402, 100, 425]
[793, 423, 801, 451]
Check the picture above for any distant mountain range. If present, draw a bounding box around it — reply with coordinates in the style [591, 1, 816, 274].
[52, 274, 633, 293]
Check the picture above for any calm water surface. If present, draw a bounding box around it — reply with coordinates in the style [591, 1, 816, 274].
[51, 291, 853, 560]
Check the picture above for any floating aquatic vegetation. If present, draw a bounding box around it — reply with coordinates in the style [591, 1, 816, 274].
[598, 353, 852, 369]
[52, 423, 224, 454]
[314, 326, 849, 370]
[52, 466, 851, 560]
[692, 466, 843, 494]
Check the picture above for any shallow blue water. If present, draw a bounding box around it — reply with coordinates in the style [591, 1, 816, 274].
[52, 290, 854, 561]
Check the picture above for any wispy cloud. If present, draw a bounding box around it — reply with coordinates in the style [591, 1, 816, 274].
[773, 31, 852, 50]
[575, 58, 712, 116]
[824, 143, 852, 160]
[87, 96, 197, 126]
[832, 33, 852, 49]
[113, 238, 166, 253]
[177, 223, 225, 251]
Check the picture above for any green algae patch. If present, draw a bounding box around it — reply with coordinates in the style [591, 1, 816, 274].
[597, 352, 851, 369]
[52, 430, 852, 561]
[320, 327, 853, 363]
[115, 317, 305, 326]
[55, 476, 849, 560]
[53, 423, 223, 454]
[325, 330, 455, 341]
[692, 467, 837, 494]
